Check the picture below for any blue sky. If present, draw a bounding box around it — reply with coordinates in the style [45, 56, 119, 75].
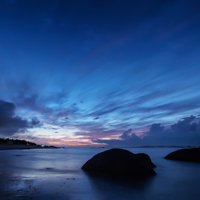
[0, 0, 200, 146]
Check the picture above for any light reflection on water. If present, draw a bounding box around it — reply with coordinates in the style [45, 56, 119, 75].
[0, 147, 200, 200]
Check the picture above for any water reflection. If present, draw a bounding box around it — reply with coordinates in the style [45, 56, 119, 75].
[84, 171, 156, 200]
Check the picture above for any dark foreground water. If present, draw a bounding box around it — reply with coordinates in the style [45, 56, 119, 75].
[0, 147, 200, 200]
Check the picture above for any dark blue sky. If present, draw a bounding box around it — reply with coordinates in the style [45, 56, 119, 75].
[0, 0, 200, 146]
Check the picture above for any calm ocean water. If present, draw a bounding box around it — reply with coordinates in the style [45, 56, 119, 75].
[0, 147, 200, 200]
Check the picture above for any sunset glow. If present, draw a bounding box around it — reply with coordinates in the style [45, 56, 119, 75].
[0, 0, 200, 147]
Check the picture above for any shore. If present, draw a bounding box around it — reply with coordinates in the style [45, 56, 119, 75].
[0, 144, 60, 150]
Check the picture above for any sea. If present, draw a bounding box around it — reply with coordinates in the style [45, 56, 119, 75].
[0, 147, 200, 200]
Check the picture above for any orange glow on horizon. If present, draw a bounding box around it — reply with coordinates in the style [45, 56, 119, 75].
[48, 141, 108, 147]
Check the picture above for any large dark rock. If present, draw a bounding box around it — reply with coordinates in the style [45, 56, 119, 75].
[165, 148, 200, 162]
[82, 148, 156, 179]
[137, 153, 156, 167]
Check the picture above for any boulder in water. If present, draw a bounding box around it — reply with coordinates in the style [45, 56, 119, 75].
[165, 148, 200, 162]
[137, 153, 156, 167]
[82, 148, 156, 179]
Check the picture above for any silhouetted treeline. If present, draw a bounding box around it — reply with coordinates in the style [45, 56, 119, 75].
[0, 138, 37, 145]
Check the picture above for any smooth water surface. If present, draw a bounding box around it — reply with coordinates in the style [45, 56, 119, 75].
[0, 147, 200, 200]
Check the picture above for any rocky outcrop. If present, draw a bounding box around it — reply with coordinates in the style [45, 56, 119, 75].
[82, 148, 156, 179]
[165, 148, 200, 162]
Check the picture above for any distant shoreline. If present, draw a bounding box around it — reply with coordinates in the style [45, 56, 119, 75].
[0, 144, 60, 150]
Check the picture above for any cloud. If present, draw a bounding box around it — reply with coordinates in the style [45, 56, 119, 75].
[92, 131, 142, 147]
[93, 115, 200, 147]
[145, 115, 200, 138]
[119, 129, 132, 139]
[30, 117, 41, 127]
[146, 123, 165, 136]
[74, 123, 123, 139]
[143, 115, 200, 146]
[89, 104, 123, 117]
[0, 100, 41, 137]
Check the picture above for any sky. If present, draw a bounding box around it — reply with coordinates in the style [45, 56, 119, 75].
[0, 0, 200, 147]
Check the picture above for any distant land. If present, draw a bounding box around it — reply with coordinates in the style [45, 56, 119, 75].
[138, 146, 187, 148]
[0, 138, 60, 150]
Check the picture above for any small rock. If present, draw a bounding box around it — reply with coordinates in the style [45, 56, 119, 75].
[165, 148, 200, 162]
